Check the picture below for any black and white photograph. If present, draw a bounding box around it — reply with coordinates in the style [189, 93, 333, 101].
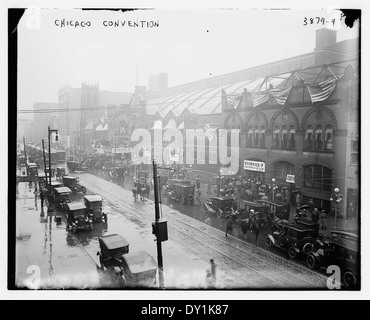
[5, 0, 367, 300]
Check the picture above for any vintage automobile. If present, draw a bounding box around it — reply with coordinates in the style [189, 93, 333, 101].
[162, 179, 192, 195]
[136, 170, 149, 183]
[256, 200, 290, 220]
[67, 160, 82, 172]
[306, 230, 359, 288]
[84, 194, 107, 223]
[264, 221, 316, 259]
[27, 162, 38, 177]
[63, 176, 87, 194]
[53, 186, 72, 211]
[50, 180, 64, 195]
[203, 196, 236, 218]
[56, 166, 66, 179]
[237, 200, 269, 219]
[97, 234, 157, 288]
[66, 202, 93, 233]
[165, 183, 195, 205]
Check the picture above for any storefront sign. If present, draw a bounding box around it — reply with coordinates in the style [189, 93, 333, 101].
[286, 174, 295, 183]
[244, 160, 265, 172]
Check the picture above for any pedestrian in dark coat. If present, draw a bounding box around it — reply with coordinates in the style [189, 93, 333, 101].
[225, 217, 233, 237]
[311, 208, 320, 223]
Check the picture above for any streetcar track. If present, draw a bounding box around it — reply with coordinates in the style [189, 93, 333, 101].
[78, 173, 328, 288]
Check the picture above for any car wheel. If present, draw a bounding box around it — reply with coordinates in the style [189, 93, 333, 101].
[288, 246, 298, 259]
[265, 236, 273, 248]
[343, 271, 357, 288]
[303, 243, 313, 255]
[216, 209, 222, 219]
[179, 197, 185, 205]
[306, 254, 321, 270]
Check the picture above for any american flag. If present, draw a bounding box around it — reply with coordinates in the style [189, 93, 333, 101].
[269, 87, 292, 106]
[306, 79, 337, 103]
[251, 91, 270, 107]
[227, 95, 241, 109]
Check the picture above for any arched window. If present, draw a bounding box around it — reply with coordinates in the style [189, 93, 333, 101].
[273, 125, 280, 148]
[288, 125, 296, 149]
[304, 124, 313, 150]
[303, 165, 332, 192]
[315, 124, 323, 150]
[273, 161, 294, 180]
[254, 126, 260, 147]
[260, 126, 266, 147]
[281, 125, 288, 149]
[246, 126, 253, 147]
[324, 125, 333, 150]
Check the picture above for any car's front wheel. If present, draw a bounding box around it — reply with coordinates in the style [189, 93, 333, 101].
[265, 236, 273, 248]
[216, 209, 223, 219]
[343, 271, 357, 288]
[179, 196, 185, 205]
[288, 246, 298, 259]
[306, 253, 321, 270]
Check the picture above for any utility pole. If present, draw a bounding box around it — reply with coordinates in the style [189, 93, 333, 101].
[48, 126, 58, 198]
[151, 160, 170, 288]
[42, 139, 47, 191]
[23, 137, 28, 176]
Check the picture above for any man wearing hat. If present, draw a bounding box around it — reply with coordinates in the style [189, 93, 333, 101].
[311, 208, 319, 223]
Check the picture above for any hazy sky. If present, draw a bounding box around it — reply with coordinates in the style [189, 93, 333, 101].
[17, 7, 359, 114]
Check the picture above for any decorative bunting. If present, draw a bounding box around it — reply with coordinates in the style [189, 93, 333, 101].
[306, 79, 337, 103]
[227, 94, 242, 109]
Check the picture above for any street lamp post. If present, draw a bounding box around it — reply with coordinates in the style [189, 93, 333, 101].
[330, 187, 342, 230]
[48, 126, 58, 199]
[271, 178, 276, 201]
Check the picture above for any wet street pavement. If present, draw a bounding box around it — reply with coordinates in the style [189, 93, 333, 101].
[15, 170, 330, 290]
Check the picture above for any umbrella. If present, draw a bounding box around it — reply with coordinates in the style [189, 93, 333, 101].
[298, 204, 311, 210]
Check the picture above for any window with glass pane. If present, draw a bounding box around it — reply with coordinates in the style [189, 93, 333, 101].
[274, 125, 280, 148]
[289, 125, 296, 149]
[273, 161, 293, 180]
[254, 126, 259, 147]
[351, 141, 359, 164]
[281, 125, 288, 149]
[247, 127, 253, 147]
[315, 124, 323, 150]
[305, 124, 313, 149]
[260, 126, 266, 147]
[324, 125, 333, 150]
[303, 165, 332, 192]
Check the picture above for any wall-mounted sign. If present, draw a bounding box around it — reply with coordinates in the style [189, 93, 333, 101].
[244, 160, 265, 172]
[286, 174, 295, 183]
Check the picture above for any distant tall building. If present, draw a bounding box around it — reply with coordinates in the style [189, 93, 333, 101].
[148, 73, 168, 91]
[57, 83, 133, 149]
[32, 102, 59, 144]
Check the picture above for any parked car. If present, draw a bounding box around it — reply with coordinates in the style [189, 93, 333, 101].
[56, 166, 66, 179]
[165, 183, 195, 205]
[203, 196, 236, 218]
[256, 200, 290, 220]
[66, 202, 92, 233]
[162, 179, 192, 195]
[237, 199, 269, 219]
[264, 221, 316, 259]
[306, 230, 359, 288]
[97, 234, 157, 288]
[84, 194, 107, 223]
[52, 186, 72, 211]
[63, 176, 87, 194]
